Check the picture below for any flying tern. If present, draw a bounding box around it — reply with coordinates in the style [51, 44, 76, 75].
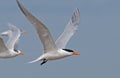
[17, 0, 80, 65]
[1, 23, 27, 50]
[0, 23, 25, 58]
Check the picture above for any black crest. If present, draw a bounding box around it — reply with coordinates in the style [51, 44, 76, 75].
[14, 49, 18, 52]
[62, 49, 74, 52]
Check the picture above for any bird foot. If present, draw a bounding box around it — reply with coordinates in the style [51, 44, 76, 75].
[40, 59, 47, 65]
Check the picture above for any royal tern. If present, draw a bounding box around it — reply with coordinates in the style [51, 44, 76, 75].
[0, 23, 25, 58]
[1, 23, 27, 50]
[17, 0, 80, 65]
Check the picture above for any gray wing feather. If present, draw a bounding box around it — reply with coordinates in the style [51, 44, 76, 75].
[17, 0, 57, 52]
[56, 8, 80, 48]
[0, 37, 8, 52]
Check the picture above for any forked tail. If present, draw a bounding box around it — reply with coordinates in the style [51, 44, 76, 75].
[28, 58, 41, 63]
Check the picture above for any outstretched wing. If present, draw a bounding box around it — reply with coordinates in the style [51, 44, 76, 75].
[17, 0, 57, 52]
[55, 8, 80, 48]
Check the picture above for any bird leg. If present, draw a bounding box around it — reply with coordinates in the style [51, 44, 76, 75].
[40, 59, 47, 65]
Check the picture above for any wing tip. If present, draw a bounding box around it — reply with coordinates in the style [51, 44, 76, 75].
[74, 8, 80, 18]
[16, 0, 28, 17]
[70, 8, 80, 25]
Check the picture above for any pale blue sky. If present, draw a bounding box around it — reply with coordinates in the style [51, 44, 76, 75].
[0, 0, 119, 78]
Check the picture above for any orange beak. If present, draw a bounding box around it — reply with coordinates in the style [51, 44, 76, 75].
[72, 51, 80, 55]
[19, 51, 24, 55]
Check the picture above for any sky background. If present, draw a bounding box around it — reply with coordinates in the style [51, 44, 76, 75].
[0, 0, 119, 78]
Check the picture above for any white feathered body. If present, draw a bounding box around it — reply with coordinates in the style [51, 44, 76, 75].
[0, 50, 18, 58]
[40, 49, 72, 60]
[29, 49, 72, 63]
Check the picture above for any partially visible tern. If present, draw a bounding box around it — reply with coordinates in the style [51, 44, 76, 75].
[1, 23, 27, 50]
[17, 0, 80, 65]
[0, 23, 25, 58]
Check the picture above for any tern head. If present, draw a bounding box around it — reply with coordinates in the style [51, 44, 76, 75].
[62, 49, 80, 55]
[14, 49, 24, 55]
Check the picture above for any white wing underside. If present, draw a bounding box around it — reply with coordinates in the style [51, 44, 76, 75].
[55, 8, 80, 49]
[6, 23, 21, 50]
[13, 39, 20, 50]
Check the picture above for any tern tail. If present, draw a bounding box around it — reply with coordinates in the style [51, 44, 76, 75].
[28, 58, 41, 63]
